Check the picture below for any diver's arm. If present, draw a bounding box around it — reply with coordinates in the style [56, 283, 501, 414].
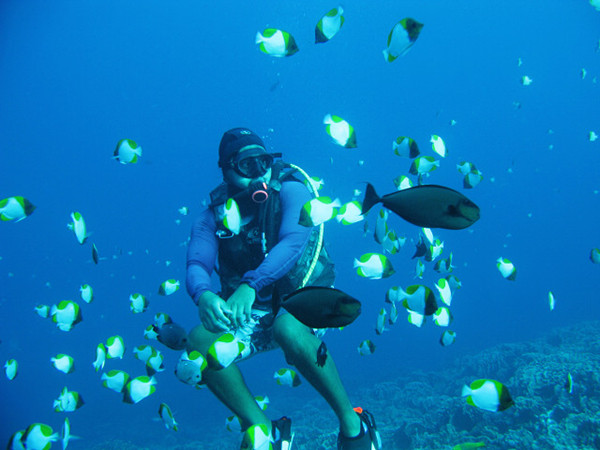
[240, 181, 312, 293]
[186, 210, 218, 305]
[186, 210, 232, 331]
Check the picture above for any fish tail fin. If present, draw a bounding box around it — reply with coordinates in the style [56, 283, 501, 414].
[461, 385, 471, 397]
[361, 183, 381, 214]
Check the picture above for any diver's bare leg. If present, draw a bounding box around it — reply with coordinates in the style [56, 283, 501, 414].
[188, 325, 270, 431]
[273, 313, 361, 437]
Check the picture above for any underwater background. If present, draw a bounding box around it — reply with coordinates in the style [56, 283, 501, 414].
[1, 0, 600, 448]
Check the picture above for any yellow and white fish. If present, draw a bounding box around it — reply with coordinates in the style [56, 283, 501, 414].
[446, 274, 461, 291]
[548, 291, 555, 311]
[389, 285, 438, 316]
[565, 373, 573, 394]
[407, 310, 425, 327]
[51, 300, 82, 331]
[221, 198, 241, 235]
[53, 386, 84, 412]
[207, 332, 247, 370]
[123, 375, 157, 404]
[393, 136, 420, 158]
[315, 6, 344, 43]
[114, 138, 142, 164]
[274, 368, 301, 387]
[255, 395, 270, 411]
[388, 300, 399, 325]
[382, 230, 405, 255]
[101, 369, 130, 393]
[440, 330, 456, 346]
[374, 209, 389, 244]
[458, 162, 484, 188]
[145, 348, 165, 375]
[255, 28, 299, 57]
[415, 259, 425, 279]
[22, 423, 58, 450]
[497, 257, 517, 280]
[154, 312, 172, 328]
[457, 161, 475, 176]
[4, 359, 17, 380]
[105, 335, 125, 359]
[591, 0, 600, 11]
[242, 424, 270, 450]
[434, 278, 453, 306]
[133, 345, 155, 363]
[178, 206, 189, 216]
[590, 248, 600, 264]
[299, 196, 341, 227]
[357, 340, 376, 355]
[305, 176, 324, 191]
[323, 114, 357, 148]
[430, 135, 447, 157]
[144, 324, 159, 340]
[92, 343, 106, 372]
[0, 196, 35, 222]
[463, 169, 483, 189]
[158, 402, 179, 431]
[393, 175, 414, 190]
[61, 417, 78, 450]
[34, 304, 50, 318]
[226, 415, 242, 432]
[336, 201, 363, 225]
[462, 379, 514, 412]
[375, 308, 387, 335]
[421, 227, 434, 245]
[353, 253, 395, 279]
[7, 429, 25, 450]
[409, 156, 440, 175]
[383, 18, 424, 62]
[521, 76, 533, 86]
[92, 243, 99, 264]
[175, 350, 207, 386]
[426, 239, 444, 262]
[67, 212, 88, 244]
[79, 284, 93, 303]
[432, 307, 452, 327]
[51, 354, 75, 374]
[158, 279, 180, 296]
[434, 253, 454, 274]
[130, 293, 149, 313]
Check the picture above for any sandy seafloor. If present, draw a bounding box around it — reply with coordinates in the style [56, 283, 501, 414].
[1, 0, 600, 449]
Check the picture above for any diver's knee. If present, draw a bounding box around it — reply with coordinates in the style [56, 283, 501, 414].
[187, 324, 217, 355]
[273, 314, 316, 359]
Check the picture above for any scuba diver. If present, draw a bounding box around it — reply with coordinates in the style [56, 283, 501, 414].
[181, 128, 382, 449]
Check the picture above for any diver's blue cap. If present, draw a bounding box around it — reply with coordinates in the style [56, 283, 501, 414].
[218, 128, 266, 168]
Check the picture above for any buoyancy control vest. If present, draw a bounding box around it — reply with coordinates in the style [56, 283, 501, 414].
[209, 161, 335, 303]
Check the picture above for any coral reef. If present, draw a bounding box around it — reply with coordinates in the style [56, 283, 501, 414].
[289, 321, 600, 449]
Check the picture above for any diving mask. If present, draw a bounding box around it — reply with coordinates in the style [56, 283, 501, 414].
[229, 148, 280, 179]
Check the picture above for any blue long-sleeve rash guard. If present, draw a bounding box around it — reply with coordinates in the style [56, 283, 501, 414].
[186, 180, 312, 306]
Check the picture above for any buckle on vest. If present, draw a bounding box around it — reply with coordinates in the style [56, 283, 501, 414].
[216, 229, 235, 239]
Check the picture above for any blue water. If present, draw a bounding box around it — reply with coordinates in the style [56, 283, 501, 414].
[1, 0, 599, 447]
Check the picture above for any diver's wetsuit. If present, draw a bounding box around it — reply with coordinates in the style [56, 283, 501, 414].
[186, 180, 312, 307]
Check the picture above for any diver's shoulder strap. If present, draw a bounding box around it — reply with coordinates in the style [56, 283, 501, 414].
[270, 160, 305, 190]
[208, 183, 229, 208]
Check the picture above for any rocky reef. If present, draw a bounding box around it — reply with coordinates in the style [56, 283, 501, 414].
[288, 321, 600, 449]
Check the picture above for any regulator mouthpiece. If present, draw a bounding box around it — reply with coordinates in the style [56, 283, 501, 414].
[251, 182, 269, 203]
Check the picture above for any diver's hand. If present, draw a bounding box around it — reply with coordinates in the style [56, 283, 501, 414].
[227, 284, 256, 328]
[197, 291, 232, 333]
